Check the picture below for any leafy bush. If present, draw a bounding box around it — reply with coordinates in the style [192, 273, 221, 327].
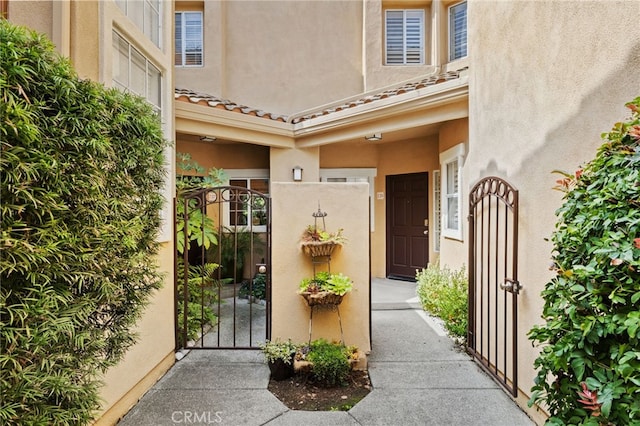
[240, 273, 267, 300]
[176, 263, 219, 341]
[528, 98, 640, 425]
[259, 339, 298, 364]
[305, 339, 351, 387]
[0, 21, 167, 425]
[298, 272, 353, 296]
[416, 262, 468, 339]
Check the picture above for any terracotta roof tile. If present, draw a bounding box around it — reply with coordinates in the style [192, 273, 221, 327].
[175, 68, 467, 125]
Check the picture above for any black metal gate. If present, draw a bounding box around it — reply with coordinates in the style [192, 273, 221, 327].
[467, 176, 519, 396]
[174, 186, 271, 350]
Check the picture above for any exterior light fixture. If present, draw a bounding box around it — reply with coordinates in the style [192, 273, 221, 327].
[365, 133, 382, 141]
[199, 135, 216, 142]
[292, 166, 303, 182]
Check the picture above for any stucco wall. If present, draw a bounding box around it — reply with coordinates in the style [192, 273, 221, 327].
[271, 183, 371, 353]
[178, 138, 270, 170]
[96, 245, 176, 425]
[176, 1, 364, 115]
[467, 0, 640, 420]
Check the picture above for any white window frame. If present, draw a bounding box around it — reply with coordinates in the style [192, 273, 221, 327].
[175, 11, 203, 67]
[433, 170, 441, 252]
[439, 144, 465, 241]
[112, 31, 162, 115]
[448, 1, 467, 61]
[385, 9, 425, 65]
[224, 170, 270, 233]
[320, 168, 377, 231]
[115, 0, 161, 48]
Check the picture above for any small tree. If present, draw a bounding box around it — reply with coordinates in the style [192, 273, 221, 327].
[528, 98, 640, 425]
[0, 21, 167, 424]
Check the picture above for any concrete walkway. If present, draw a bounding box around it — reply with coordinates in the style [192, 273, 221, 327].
[118, 278, 535, 425]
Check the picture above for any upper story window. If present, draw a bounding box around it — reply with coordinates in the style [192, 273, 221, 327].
[385, 9, 424, 65]
[112, 31, 162, 115]
[115, 0, 161, 48]
[448, 1, 467, 61]
[439, 144, 465, 241]
[175, 11, 203, 67]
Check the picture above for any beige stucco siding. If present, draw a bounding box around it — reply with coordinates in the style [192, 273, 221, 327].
[271, 183, 371, 353]
[175, 1, 365, 115]
[467, 0, 640, 420]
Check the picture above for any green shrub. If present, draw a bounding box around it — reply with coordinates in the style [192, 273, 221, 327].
[528, 98, 640, 425]
[306, 339, 351, 387]
[176, 262, 219, 341]
[416, 262, 468, 339]
[240, 273, 267, 300]
[0, 21, 167, 424]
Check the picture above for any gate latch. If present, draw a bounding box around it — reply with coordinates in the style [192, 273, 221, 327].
[500, 278, 522, 294]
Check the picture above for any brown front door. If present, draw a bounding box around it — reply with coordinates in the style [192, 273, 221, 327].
[386, 173, 429, 280]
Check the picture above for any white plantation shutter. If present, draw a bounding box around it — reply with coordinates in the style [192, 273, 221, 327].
[385, 10, 424, 65]
[449, 2, 467, 61]
[175, 12, 203, 66]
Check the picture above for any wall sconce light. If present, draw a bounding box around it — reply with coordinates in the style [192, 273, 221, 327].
[365, 133, 382, 141]
[199, 135, 216, 142]
[292, 166, 303, 182]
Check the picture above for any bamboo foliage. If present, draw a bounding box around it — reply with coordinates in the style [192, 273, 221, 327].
[0, 21, 168, 425]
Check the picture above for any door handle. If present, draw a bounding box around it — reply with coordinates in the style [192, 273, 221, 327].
[423, 230, 429, 235]
[500, 278, 521, 294]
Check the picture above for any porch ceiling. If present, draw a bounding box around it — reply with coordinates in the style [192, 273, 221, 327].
[175, 68, 468, 148]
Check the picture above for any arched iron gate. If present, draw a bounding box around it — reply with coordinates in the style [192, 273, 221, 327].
[467, 176, 520, 396]
[174, 186, 271, 350]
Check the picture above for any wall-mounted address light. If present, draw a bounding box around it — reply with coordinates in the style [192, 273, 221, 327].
[292, 166, 303, 182]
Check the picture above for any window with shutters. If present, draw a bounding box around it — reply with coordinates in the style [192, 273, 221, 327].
[385, 9, 424, 65]
[439, 144, 465, 241]
[448, 1, 467, 61]
[175, 11, 203, 66]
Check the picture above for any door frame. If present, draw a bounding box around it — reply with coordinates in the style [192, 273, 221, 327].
[385, 172, 430, 280]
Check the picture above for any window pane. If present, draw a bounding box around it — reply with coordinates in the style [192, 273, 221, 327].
[449, 2, 467, 60]
[147, 63, 161, 109]
[130, 47, 146, 96]
[447, 195, 459, 229]
[446, 160, 458, 194]
[175, 13, 183, 65]
[112, 32, 129, 88]
[386, 10, 423, 65]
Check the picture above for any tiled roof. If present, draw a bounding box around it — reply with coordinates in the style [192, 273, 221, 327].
[175, 67, 467, 125]
[174, 89, 289, 122]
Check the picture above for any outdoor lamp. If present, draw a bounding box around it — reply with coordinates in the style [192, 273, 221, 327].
[292, 166, 303, 181]
[365, 133, 382, 141]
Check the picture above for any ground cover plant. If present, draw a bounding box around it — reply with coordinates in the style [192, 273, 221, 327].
[1, 21, 167, 424]
[416, 262, 468, 340]
[528, 98, 640, 425]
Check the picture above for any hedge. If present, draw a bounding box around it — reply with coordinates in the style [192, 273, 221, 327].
[0, 21, 168, 424]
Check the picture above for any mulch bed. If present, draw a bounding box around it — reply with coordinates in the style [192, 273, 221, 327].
[267, 370, 372, 411]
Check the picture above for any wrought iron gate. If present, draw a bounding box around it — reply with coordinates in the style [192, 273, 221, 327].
[174, 186, 271, 350]
[467, 177, 519, 396]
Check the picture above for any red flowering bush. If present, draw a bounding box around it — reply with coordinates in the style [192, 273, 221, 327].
[528, 98, 640, 425]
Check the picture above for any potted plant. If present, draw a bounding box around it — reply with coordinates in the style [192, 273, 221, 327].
[259, 339, 298, 381]
[299, 225, 346, 257]
[298, 271, 353, 306]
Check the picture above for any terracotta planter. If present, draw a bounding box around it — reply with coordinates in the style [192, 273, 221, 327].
[268, 358, 295, 381]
